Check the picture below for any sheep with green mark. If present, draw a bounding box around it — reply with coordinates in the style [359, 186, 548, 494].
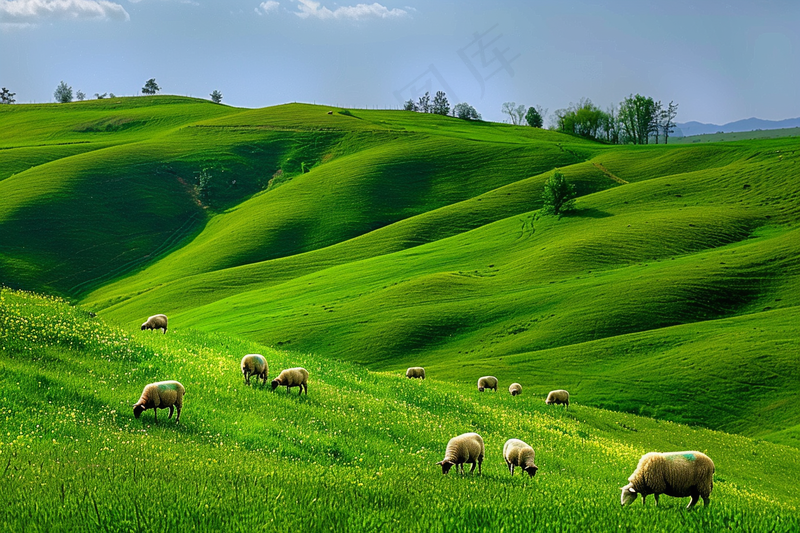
[133, 381, 185, 423]
[241, 354, 268, 386]
[621, 451, 715, 509]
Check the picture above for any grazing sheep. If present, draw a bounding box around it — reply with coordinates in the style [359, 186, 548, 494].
[546, 389, 569, 407]
[477, 376, 498, 392]
[621, 451, 715, 509]
[241, 354, 268, 386]
[509, 383, 522, 396]
[406, 367, 426, 379]
[141, 314, 168, 334]
[503, 438, 538, 477]
[132, 381, 185, 423]
[437, 432, 484, 476]
[271, 367, 309, 395]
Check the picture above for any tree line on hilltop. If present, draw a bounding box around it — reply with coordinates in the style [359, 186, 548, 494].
[3, 79, 677, 144]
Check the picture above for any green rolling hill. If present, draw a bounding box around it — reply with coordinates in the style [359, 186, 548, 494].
[1, 96, 798, 449]
[1, 288, 798, 531]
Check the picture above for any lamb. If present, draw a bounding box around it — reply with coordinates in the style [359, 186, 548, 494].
[621, 451, 715, 509]
[477, 376, 498, 392]
[141, 314, 168, 334]
[406, 367, 426, 379]
[437, 432, 484, 476]
[271, 367, 309, 395]
[546, 389, 569, 407]
[509, 383, 522, 396]
[241, 354, 268, 386]
[503, 438, 538, 477]
[132, 380, 185, 423]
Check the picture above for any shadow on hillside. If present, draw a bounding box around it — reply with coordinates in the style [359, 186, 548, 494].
[573, 207, 613, 219]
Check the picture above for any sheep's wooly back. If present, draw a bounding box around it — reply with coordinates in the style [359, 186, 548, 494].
[478, 376, 498, 390]
[241, 354, 267, 373]
[445, 432, 484, 463]
[633, 451, 715, 495]
[406, 367, 425, 379]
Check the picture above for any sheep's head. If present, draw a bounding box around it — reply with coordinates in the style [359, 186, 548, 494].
[270, 378, 281, 390]
[620, 483, 638, 506]
[524, 465, 538, 478]
[436, 460, 455, 475]
[140, 324, 147, 330]
[133, 403, 145, 419]
[478, 386, 485, 392]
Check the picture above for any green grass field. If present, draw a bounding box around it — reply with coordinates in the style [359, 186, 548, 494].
[1, 289, 798, 532]
[670, 127, 800, 144]
[1, 96, 799, 530]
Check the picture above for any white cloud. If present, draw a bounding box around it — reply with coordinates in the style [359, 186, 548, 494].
[292, 0, 407, 20]
[0, 0, 129, 23]
[256, 0, 279, 15]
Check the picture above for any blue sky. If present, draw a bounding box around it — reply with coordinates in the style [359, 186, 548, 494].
[1, 0, 798, 124]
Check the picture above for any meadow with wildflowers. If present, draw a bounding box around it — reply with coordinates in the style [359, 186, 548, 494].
[1, 288, 798, 532]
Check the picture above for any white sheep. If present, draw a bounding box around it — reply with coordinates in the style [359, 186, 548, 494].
[437, 432, 484, 476]
[477, 376, 498, 392]
[271, 367, 309, 395]
[141, 314, 168, 333]
[509, 383, 522, 396]
[132, 380, 185, 423]
[503, 438, 538, 477]
[241, 354, 268, 386]
[621, 451, 715, 509]
[406, 367, 426, 379]
[546, 389, 569, 407]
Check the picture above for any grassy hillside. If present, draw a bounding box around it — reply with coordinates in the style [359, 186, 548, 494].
[3, 98, 798, 451]
[87, 134, 800, 445]
[671, 127, 800, 144]
[1, 289, 798, 532]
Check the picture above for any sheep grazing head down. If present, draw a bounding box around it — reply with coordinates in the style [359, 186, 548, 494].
[524, 465, 539, 478]
[436, 460, 455, 475]
[620, 483, 638, 506]
[133, 403, 146, 419]
[270, 378, 281, 391]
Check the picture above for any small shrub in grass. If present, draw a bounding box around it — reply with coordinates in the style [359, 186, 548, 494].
[541, 170, 576, 216]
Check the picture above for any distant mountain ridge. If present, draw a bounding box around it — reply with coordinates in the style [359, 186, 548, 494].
[675, 117, 800, 137]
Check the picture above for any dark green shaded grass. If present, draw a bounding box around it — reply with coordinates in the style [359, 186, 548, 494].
[1, 289, 798, 532]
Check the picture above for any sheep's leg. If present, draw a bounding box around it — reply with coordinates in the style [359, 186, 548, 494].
[175, 404, 181, 423]
[687, 494, 699, 509]
[507, 461, 513, 475]
[469, 462, 476, 475]
[153, 408, 158, 424]
[702, 495, 710, 507]
[477, 458, 482, 476]
[654, 494, 659, 506]
[303, 383, 308, 395]
[641, 494, 647, 506]
[168, 405, 174, 419]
